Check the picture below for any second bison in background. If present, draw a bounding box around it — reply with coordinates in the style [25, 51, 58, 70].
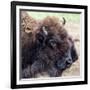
[21, 13, 78, 78]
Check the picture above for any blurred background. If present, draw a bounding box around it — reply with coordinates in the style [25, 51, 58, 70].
[27, 11, 80, 23]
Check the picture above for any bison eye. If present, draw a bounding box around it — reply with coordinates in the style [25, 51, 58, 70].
[48, 39, 57, 48]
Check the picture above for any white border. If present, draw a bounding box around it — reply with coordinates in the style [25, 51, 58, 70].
[16, 5, 85, 85]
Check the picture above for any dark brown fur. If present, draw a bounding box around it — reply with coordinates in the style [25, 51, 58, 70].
[21, 16, 78, 78]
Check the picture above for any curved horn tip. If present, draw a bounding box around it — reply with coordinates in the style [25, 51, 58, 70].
[62, 17, 66, 25]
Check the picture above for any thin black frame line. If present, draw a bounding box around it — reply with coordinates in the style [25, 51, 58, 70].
[11, 1, 87, 9]
[11, 1, 88, 89]
[20, 9, 81, 14]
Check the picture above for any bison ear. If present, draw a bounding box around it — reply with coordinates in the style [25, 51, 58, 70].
[35, 26, 49, 46]
[36, 26, 48, 43]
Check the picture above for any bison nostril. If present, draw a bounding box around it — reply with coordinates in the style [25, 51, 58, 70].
[66, 58, 72, 65]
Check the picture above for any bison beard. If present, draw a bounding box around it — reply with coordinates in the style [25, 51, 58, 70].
[21, 16, 78, 78]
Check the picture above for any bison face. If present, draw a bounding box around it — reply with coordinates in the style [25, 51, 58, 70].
[35, 26, 63, 49]
[55, 38, 78, 71]
[35, 24, 78, 75]
[55, 48, 73, 70]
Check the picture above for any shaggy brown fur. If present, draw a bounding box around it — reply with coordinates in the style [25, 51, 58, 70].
[39, 16, 70, 56]
[21, 11, 37, 33]
[21, 15, 78, 78]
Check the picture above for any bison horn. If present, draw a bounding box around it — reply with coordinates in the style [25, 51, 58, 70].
[62, 17, 66, 25]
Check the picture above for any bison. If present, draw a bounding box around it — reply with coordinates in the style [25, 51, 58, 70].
[20, 14, 78, 78]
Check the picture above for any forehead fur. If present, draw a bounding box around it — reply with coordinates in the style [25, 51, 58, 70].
[41, 16, 68, 39]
